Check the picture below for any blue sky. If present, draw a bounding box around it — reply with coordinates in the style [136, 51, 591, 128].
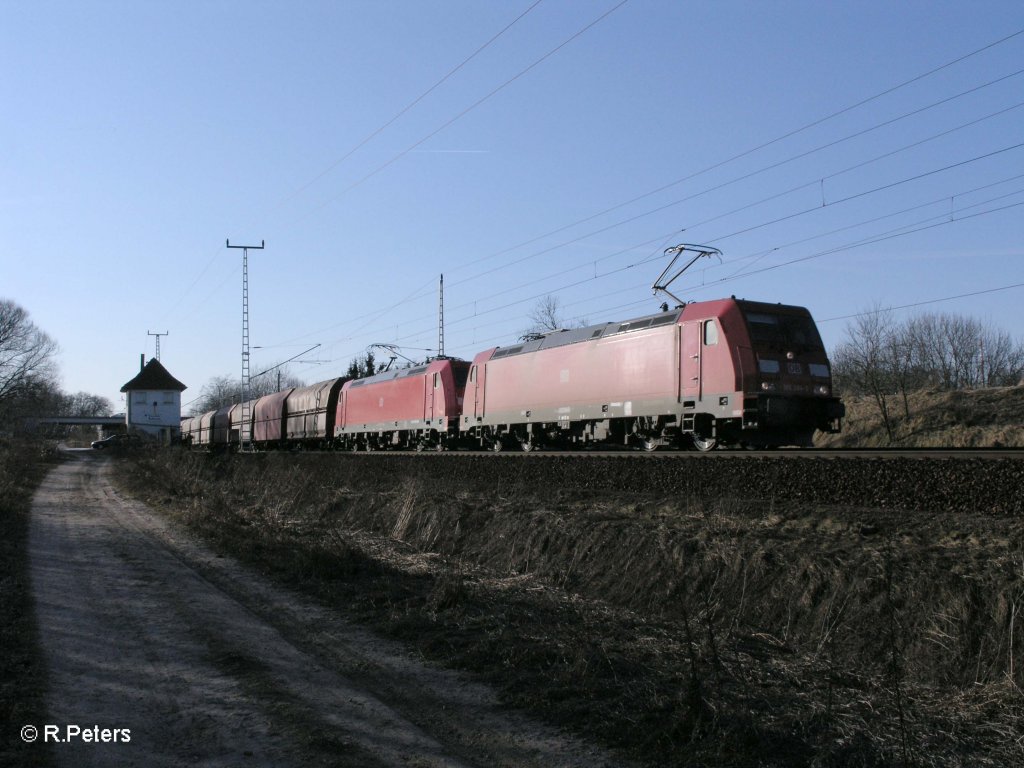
[2, 0, 1022, 412]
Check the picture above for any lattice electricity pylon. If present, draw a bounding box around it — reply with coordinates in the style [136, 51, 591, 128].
[437, 274, 445, 359]
[227, 239, 264, 452]
[147, 330, 168, 361]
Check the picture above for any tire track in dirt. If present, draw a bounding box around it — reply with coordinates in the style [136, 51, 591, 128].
[28, 452, 620, 768]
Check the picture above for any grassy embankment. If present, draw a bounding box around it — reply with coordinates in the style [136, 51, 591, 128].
[0, 440, 58, 768]
[817, 385, 1024, 448]
[119, 446, 1024, 768]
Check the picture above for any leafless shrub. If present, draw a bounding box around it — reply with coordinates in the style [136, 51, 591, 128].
[833, 307, 1024, 444]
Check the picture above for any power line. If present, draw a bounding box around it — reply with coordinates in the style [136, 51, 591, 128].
[343, 176, 1024, 357]
[718, 174, 1024, 279]
[703, 199, 1024, 289]
[818, 283, 1024, 323]
[321, 196, 1011, 364]
[246, 25, 1024, 367]
[450, 74, 1024, 288]
[249, 2, 631, 349]
[428, 143, 1024, 323]
[259, 0, 545, 220]
[700, 141, 1024, 247]
[159, 2, 545, 329]
[439, 27, 1024, 279]
[661, 100, 1024, 245]
[361, 194, 1024, 355]
[287, 0, 631, 226]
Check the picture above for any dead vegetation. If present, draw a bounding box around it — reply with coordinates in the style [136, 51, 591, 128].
[0, 439, 58, 768]
[118, 450, 1024, 767]
[818, 385, 1024, 448]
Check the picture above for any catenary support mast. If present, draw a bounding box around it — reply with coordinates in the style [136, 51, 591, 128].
[147, 330, 169, 361]
[226, 239, 264, 452]
[438, 274, 445, 359]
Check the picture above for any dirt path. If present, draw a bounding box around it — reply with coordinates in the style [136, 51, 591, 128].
[28, 452, 620, 768]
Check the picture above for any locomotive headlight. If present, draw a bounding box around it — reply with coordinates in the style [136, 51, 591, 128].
[814, 384, 830, 396]
[761, 381, 776, 392]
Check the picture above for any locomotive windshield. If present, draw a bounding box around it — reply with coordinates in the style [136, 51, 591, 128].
[743, 311, 823, 350]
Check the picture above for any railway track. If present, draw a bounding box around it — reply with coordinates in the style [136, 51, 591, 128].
[225, 446, 1024, 460]
[197, 444, 1022, 515]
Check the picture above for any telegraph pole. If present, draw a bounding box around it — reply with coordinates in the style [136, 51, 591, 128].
[147, 330, 169, 361]
[226, 239, 264, 452]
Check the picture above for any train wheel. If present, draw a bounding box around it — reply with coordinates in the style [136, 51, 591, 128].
[520, 439, 534, 453]
[641, 437, 661, 452]
[692, 434, 717, 452]
[489, 437, 504, 453]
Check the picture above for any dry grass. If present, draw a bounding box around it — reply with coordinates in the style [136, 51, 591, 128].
[0, 439, 59, 768]
[818, 385, 1024, 448]
[117, 450, 1024, 767]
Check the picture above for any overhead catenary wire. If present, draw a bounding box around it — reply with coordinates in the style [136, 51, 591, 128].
[159, 1, 546, 328]
[315, 190, 1024, 368]
[179, 21, 1024, 380]
[262, 116, 1024, 358]
[181, 23, 1024, 362]
[698, 141, 1024, 247]
[222, 2, 633, 354]
[286, 0, 631, 228]
[440, 28, 1024, 279]
[320, 189, 1024, 363]
[417, 143, 1024, 326]
[702, 199, 1024, 289]
[448, 75, 1024, 289]
[817, 282, 1024, 323]
[256, 0, 546, 222]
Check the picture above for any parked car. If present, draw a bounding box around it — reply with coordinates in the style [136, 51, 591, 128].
[91, 433, 140, 449]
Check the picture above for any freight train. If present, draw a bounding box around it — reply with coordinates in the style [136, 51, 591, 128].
[180, 298, 844, 452]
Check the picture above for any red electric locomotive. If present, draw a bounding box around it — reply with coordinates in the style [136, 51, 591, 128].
[460, 298, 843, 451]
[334, 358, 471, 451]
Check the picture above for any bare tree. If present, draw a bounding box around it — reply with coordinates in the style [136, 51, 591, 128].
[249, 364, 305, 398]
[0, 299, 59, 413]
[190, 375, 239, 414]
[906, 313, 1024, 389]
[979, 327, 1024, 386]
[189, 365, 306, 415]
[523, 295, 588, 338]
[832, 307, 898, 442]
[832, 306, 1024, 443]
[64, 391, 114, 417]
